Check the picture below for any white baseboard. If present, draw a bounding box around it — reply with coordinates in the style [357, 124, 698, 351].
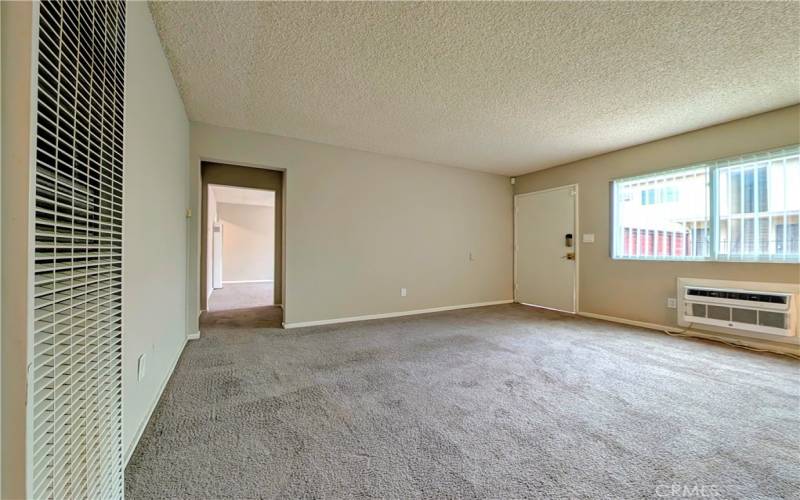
[283, 300, 513, 329]
[222, 279, 273, 284]
[578, 311, 800, 356]
[187, 331, 200, 340]
[125, 336, 188, 466]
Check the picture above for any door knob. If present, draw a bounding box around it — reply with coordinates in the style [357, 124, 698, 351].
[562, 252, 576, 260]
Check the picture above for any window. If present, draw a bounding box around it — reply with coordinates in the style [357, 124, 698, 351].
[612, 145, 800, 262]
[640, 186, 680, 206]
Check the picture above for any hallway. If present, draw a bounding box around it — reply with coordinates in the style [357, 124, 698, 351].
[208, 282, 275, 311]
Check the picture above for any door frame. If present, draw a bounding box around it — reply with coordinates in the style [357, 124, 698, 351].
[513, 183, 580, 314]
[200, 163, 285, 313]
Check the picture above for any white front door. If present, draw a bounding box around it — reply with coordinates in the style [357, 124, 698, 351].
[515, 185, 577, 313]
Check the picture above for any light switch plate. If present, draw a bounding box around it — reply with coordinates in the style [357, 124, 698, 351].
[667, 298, 677, 309]
[401, 288, 407, 297]
[583, 233, 595, 243]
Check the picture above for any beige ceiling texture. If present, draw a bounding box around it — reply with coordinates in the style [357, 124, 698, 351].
[149, 1, 800, 176]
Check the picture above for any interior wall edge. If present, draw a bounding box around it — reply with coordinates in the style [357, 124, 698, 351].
[1, 2, 34, 498]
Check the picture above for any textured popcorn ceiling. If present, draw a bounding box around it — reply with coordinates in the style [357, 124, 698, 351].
[149, 1, 800, 176]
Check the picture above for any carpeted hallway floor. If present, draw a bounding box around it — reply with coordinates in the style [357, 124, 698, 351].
[125, 304, 800, 499]
[208, 282, 274, 311]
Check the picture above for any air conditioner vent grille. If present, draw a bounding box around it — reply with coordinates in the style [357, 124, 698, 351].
[680, 281, 796, 338]
[707, 305, 731, 321]
[760, 311, 788, 329]
[731, 308, 758, 325]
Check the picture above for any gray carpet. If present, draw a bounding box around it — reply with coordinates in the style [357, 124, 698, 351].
[208, 282, 274, 311]
[125, 304, 800, 499]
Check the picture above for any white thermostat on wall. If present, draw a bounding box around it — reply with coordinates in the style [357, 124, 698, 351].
[583, 233, 595, 243]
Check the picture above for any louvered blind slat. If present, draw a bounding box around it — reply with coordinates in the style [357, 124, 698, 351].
[31, 1, 125, 498]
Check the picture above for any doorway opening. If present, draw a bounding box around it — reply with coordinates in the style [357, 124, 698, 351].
[206, 184, 276, 311]
[200, 161, 284, 322]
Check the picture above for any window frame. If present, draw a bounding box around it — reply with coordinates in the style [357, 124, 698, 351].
[611, 144, 800, 264]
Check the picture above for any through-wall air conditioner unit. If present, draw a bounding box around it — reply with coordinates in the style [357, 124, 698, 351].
[678, 278, 798, 339]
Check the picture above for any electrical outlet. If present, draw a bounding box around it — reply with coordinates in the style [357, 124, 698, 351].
[401, 288, 407, 297]
[667, 297, 677, 309]
[137, 354, 146, 382]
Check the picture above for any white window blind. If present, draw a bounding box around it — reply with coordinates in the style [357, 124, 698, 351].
[31, 1, 125, 499]
[715, 147, 800, 261]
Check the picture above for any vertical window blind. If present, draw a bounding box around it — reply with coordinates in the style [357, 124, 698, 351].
[715, 147, 800, 260]
[31, 1, 125, 498]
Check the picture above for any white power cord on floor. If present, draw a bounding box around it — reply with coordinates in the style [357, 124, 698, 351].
[661, 323, 800, 360]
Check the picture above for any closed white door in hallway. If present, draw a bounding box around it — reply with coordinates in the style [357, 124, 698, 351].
[515, 185, 578, 313]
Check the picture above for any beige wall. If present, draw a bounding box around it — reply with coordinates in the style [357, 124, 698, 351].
[218, 203, 275, 283]
[1, 2, 33, 497]
[189, 123, 514, 327]
[122, 3, 190, 461]
[515, 105, 800, 333]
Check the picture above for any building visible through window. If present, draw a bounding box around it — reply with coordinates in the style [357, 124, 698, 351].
[640, 186, 679, 205]
[617, 167, 708, 258]
[718, 154, 799, 259]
